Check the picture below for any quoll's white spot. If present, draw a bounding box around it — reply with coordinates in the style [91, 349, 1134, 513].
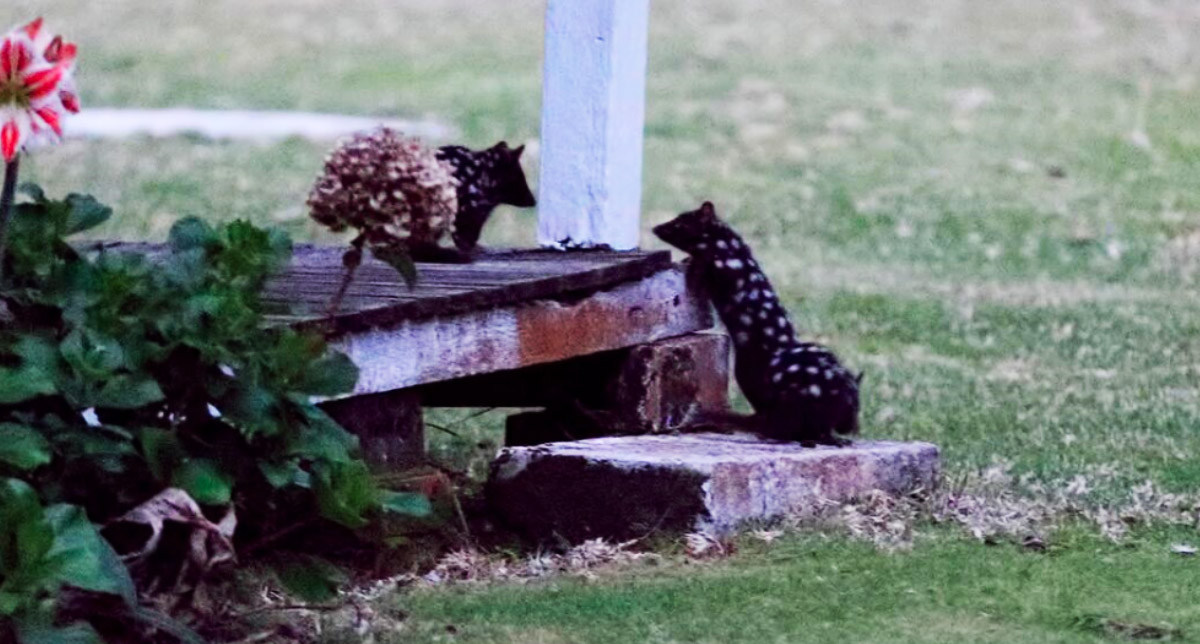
[714, 259, 725, 268]
[787, 364, 800, 373]
[807, 366, 819, 374]
[763, 301, 774, 310]
[773, 372, 783, 383]
[735, 279, 746, 289]
[740, 314, 753, 325]
[777, 317, 788, 328]
[809, 384, 822, 396]
[749, 290, 760, 301]
[726, 259, 744, 270]
[759, 310, 769, 320]
[765, 327, 776, 337]
[696, 243, 708, 251]
[730, 238, 741, 248]
[736, 331, 750, 345]
[770, 356, 781, 367]
[825, 370, 834, 379]
[716, 240, 728, 249]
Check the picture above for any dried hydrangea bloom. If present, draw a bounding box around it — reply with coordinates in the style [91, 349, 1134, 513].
[307, 127, 459, 250]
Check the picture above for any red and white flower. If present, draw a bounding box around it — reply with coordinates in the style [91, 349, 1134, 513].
[1, 18, 79, 162]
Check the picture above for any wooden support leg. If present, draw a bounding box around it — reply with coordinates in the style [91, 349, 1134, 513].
[505, 333, 731, 446]
[320, 390, 425, 469]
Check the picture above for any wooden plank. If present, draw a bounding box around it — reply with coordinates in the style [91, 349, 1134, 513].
[87, 242, 672, 334]
[330, 266, 711, 395]
[83, 242, 708, 392]
[537, 0, 651, 251]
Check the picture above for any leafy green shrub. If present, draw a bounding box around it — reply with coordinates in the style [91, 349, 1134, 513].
[0, 186, 430, 640]
[0, 478, 134, 643]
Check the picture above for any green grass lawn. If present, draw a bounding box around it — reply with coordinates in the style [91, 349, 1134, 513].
[6, 0, 1200, 641]
[392, 527, 1200, 644]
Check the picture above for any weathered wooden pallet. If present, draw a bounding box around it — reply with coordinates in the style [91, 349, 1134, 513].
[87, 243, 713, 395]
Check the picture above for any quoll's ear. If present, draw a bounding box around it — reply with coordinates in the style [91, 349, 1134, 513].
[493, 141, 510, 152]
[512, 144, 526, 158]
[700, 201, 717, 218]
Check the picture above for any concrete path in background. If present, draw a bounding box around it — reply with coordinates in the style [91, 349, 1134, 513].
[67, 108, 455, 142]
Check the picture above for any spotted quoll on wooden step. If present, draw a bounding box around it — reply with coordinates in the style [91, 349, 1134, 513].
[653, 201, 861, 446]
[435, 141, 536, 259]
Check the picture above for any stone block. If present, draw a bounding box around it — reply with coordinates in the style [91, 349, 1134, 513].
[488, 434, 939, 542]
[609, 333, 730, 433]
[502, 333, 733, 446]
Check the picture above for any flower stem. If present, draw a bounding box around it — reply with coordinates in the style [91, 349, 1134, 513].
[0, 157, 20, 286]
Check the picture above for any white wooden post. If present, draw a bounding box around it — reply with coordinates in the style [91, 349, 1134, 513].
[537, 0, 650, 251]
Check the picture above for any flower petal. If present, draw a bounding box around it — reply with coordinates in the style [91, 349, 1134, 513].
[57, 41, 77, 68]
[0, 37, 33, 79]
[34, 105, 61, 136]
[60, 88, 80, 114]
[20, 18, 43, 40]
[1, 119, 22, 161]
[43, 35, 61, 63]
[24, 66, 63, 100]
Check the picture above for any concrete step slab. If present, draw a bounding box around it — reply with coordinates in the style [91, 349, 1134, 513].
[488, 434, 940, 542]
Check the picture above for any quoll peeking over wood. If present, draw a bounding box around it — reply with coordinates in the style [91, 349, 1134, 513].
[653, 202, 862, 446]
[308, 127, 535, 264]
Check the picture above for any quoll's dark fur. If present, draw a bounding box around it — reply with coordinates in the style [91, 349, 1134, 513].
[431, 141, 536, 261]
[653, 202, 861, 446]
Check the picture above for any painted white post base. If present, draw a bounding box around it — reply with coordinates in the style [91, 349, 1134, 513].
[537, 0, 651, 251]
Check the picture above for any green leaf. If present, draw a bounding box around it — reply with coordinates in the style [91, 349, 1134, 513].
[274, 555, 348, 603]
[14, 613, 106, 644]
[63, 193, 113, 236]
[369, 245, 418, 288]
[138, 428, 185, 482]
[18, 182, 47, 203]
[380, 491, 433, 518]
[43, 504, 137, 604]
[0, 478, 43, 526]
[0, 479, 47, 579]
[60, 330, 125, 377]
[169, 217, 216, 252]
[172, 459, 233, 505]
[0, 367, 56, 405]
[222, 385, 280, 437]
[0, 336, 60, 404]
[295, 352, 359, 397]
[93, 376, 164, 410]
[0, 424, 52, 471]
[313, 461, 376, 530]
[258, 460, 298, 489]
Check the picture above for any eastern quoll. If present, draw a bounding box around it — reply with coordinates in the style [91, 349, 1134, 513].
[653, 202, 862, 446]
[308, 128, 536, 264]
